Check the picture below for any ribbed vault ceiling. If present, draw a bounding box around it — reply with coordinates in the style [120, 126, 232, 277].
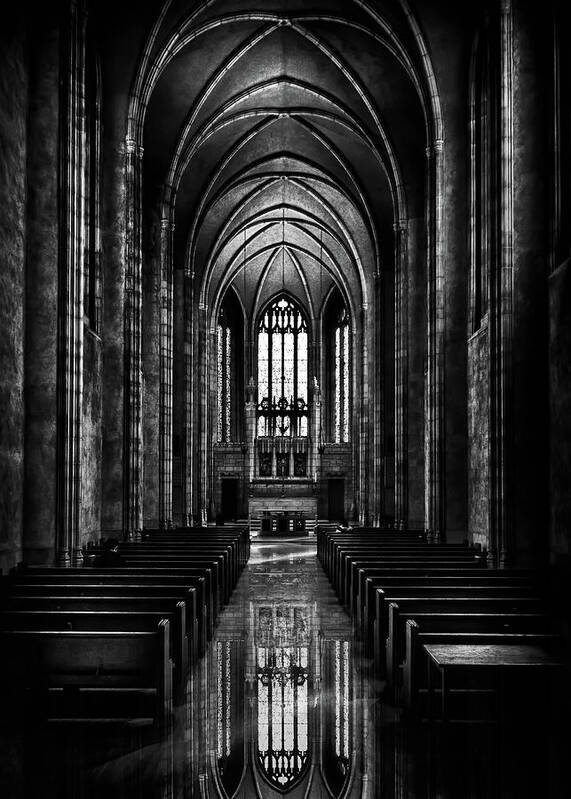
[135, 0, 430, 314]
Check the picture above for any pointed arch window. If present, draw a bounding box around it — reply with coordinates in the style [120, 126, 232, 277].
[257, 296, 309, 439]
[334, 307, 350, 443]
[217, 294, 243, 443]
[217, 311, 232, 442]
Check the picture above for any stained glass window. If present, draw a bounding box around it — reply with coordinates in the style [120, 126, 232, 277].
[334, 308, 350, 443]
[217, 310, 233, 442]
[257, 296, 309, 439]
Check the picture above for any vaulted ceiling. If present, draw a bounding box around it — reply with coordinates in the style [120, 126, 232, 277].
[102, 0, 435, 319]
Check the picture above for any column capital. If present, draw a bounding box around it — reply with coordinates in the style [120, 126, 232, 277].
[425, 138, 444, 158]
[125, 138, 144, 158]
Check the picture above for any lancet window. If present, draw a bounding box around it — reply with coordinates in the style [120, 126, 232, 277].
[217, 311, 232, 442]
[216, 293, 243, 443]
[257, 296, 309, 439]
[333, 307, 350, 443]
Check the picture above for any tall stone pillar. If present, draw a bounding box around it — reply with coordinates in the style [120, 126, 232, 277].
[123, 137, 144, 539]
[197, 304, 209, 523]
[490, 0, 515, 567]
[24, 20, 59, 565]
[358, 303, 370, 525]
[394, 223, 409, 526]
[424, 140, 445, 541]
[370, 272, 382, 527]
[182, 272, 193, 525]
[159, 216, 174, 526]
[56, 0, 87, 566]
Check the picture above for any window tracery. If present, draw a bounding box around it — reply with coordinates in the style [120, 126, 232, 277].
[217, 310, 233, 442]
[257, 296, 309, 441]
[334, 307, 350, 443]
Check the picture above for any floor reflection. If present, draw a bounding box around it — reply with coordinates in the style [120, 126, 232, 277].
[196, 537, 374, 798]
[193, 539, 568, 799]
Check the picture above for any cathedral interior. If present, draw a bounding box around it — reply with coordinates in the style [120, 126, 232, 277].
[0, 0, 570, 797]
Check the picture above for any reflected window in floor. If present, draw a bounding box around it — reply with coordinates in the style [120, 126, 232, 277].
[257, 644, 309, 788]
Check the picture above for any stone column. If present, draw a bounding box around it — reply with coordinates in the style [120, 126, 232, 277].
[159, 216, 174, 526]
[370, 272, 382, 527]
[101, 134, 126, 538]
[424, 140, 445, 541]
[123, 137, 144, 539]
[394, 223, 409, 526]
[142, 213, 160, 530]
[181, 271, 194, 525]
[23, 20, 59, 565]
[56, 0, 87, 566]
[358, 303, 370, 525]
[490, 0, 514, 567]
[197, 304, 209, 522]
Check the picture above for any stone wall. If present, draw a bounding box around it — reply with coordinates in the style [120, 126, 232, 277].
[100, 138, 126, 537]
[213, 444, 246, 517]
[80, 330, 103, 547]
[319, 444, 353, 519]
[0, 19, 27, 573]
[549, 259, 571, 563]
[467, 322, 490, 551]
[23, 20, 59, 565]
[511, 0, 551, 566]
[406, 217, 425, 529]
[548, 258, 571, 638]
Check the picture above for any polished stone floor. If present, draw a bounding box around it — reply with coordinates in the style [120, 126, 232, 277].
[192, 537, 568, 799]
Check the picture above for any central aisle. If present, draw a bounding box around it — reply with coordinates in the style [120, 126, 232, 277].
[193, 537, 379, 798]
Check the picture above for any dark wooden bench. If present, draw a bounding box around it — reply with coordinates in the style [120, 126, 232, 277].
[0, 626, 174, 793]
[0, 607, 189, 692]
[326, 543, 481, 588]
[403, 617, 558, 712]
[357, 569, 535, 637]
[7, 570, 209, 644]
[376, 593, 545, 679]
[387, 601, 552, 689]
[328, 548, 483, 602]
[424, 642, 566, 723]
[330, 542, 486, 590]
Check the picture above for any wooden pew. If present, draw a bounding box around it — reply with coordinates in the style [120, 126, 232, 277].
[0, 625, 174, 797]
[0, 526, 249, 797]
[0, 607, 189, 694]
[8, 570, 209, 646]
[321, 541, 479, 595]
[402, 617, 558, 712]
[116, 548, 231, 603]
[337, 548, 486, 610]
[375, 593, 545, 680]
[357, 569, 535, 638]
[423, 642, 566, 723]
[387, 599, 551, 689]
[359, 569, 536, 651]
[316, 526, 425, 561]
